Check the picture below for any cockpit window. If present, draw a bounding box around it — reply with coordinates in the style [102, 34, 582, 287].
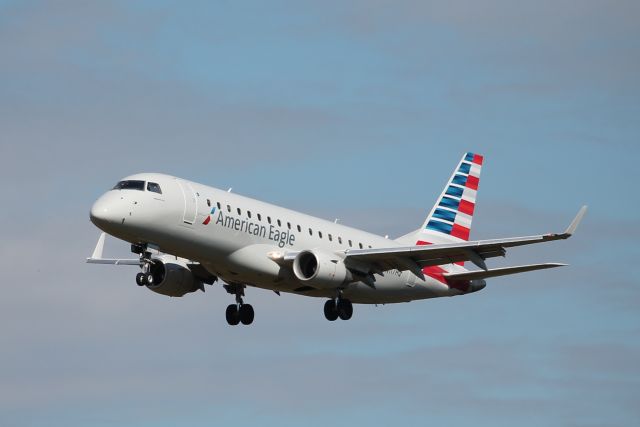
[113, 180, 145, 191]
[147, 182, 162, 194]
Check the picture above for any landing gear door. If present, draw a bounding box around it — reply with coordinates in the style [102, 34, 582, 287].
[177, 180, 198, 225]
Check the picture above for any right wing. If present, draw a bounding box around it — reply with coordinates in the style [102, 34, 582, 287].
[343, 206, 587, 277]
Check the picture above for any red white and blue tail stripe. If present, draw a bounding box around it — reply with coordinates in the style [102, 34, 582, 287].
[418, 152, 483, 243]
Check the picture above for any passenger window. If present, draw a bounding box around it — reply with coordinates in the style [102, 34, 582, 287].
[217, 202, 221, 210]
[277, 219, 281, 227]
[287, 222, 291, 230]
[206, 199, 211, 207]
[258, 213, 262, 221]
[227, 205, 231, 212]
[309, 228, 313, 236]
[146, 182, 162, 194]
[338, 237, 342, 244]
[348, 240, 353, 247]
[267, 216, 271, 224]
[359, 243, 363, 249]
[248, 211, 252, 218]
[328, 234, 333, 242]
[237, 208, 242, 215]
[297, 225, 301, 232]
[113, 180, 145, 191]
[319, 231, 323, 239]
[368, 245, 372, 249]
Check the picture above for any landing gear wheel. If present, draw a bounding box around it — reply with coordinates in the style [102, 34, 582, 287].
[225, 304, 240, 326]
[145, 273, 155, 286]
[324, 300, 339, 321]
[239, 304, 255, 325]
[337, 299, 353, 320]
[135, 273, 147, 286]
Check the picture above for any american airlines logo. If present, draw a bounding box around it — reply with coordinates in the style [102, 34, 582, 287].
[202, 207, 216, 225]
[208, 210, 296, 248]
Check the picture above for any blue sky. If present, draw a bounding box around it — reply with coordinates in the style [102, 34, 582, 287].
[0, 1, 638, 426]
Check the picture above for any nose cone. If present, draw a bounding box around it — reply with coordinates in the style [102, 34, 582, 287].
[90, 195, 111, 229]
[90, 192, 126, 231]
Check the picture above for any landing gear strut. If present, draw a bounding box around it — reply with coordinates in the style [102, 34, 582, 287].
[224, 284, 254, 326]
[324, 298, 353, 321]
[133, 244, 154, 287]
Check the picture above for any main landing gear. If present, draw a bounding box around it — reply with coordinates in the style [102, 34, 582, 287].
[324, 298, 353, 321]
[223, 283, 254, 326]
[225, 303, 254, 326]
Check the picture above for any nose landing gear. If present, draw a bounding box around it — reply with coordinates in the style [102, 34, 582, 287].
[132, 244, 158, 287]
[136, 272, 146, 286]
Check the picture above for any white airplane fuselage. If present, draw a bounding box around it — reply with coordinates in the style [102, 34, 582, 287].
[90, 173, 471, 304]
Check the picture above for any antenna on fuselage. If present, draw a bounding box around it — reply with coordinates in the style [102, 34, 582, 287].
[227, 187, 233, 193]
[334, 218, 339, 223]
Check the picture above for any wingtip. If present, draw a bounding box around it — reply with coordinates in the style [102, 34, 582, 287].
[90, 232, 106, 259]
[564, 205, 587, 236]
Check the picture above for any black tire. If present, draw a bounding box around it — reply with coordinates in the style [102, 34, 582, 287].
[145, 273, 155, 286]
[337, 299, 353, 320]
[324, 300, 338, 321]
[135, 272, 147, 286]
[239, 304, 255, 325]
[225, 304, 240, 326]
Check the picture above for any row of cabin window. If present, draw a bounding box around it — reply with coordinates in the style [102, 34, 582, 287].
[207, 199, 373, 249]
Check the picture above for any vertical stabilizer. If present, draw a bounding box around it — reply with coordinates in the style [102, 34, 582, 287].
[415, 152, 483, 245]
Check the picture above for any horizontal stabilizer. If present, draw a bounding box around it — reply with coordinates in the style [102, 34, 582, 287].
[443, 263, 567, 281]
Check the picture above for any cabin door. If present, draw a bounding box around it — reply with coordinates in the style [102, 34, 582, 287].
[177, 180, 198, 225]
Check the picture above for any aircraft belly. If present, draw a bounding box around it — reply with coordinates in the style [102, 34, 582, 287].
[221, 244, 292, 283]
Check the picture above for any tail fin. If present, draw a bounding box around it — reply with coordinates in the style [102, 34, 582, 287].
[416, 152, 483, 245]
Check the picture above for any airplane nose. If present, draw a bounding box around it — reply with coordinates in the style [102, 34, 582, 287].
[90, 193, 125, 229]
[90, 196, 110, 227]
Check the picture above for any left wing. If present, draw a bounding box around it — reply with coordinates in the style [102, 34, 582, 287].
[86, 233, 215, 284]
[86, 233, 141, 265]
[343, 206, 586, 277]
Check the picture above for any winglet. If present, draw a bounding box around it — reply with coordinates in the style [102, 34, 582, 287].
[564, 205, 588, 236]
[90, 232, 106, 260]
[86, 233, 141, 265]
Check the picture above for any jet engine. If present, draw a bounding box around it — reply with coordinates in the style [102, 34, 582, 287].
[145, 255, 203, 297]
[292, 250, 350, 289]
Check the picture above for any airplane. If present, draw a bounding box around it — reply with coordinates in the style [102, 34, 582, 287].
[87, 152, 586, 326]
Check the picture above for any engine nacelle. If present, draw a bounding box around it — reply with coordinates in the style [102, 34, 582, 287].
[146, 255, 202, 297]
[292, 250, 350, 289]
